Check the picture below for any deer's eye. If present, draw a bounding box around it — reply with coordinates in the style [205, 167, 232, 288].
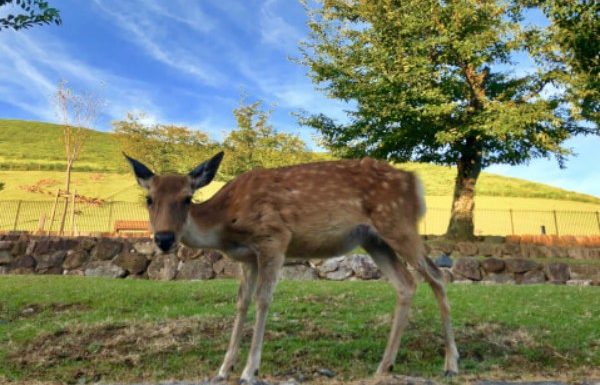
[146, 196, 153, 206]
[183, 196, 192, 205]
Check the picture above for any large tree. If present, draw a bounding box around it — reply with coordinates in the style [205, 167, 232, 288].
[0, 0, 61, 31]
[300, 0, 597, 239]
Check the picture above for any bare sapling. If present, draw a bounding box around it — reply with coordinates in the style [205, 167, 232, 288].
[53, 80, 103, 234]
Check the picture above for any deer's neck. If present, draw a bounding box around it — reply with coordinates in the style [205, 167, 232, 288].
[180, 199, 226, 249]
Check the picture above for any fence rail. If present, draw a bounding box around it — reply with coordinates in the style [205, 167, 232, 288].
[0, 200, 599, 236]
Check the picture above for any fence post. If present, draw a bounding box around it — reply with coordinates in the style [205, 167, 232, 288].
[552, 210, 559, 236]
[48, 189, 60, 234]
[596, 211, 600, 234]
[509, 209, 515, 235]
[107, 201, 114, 233]
[12, 200, 22, 231]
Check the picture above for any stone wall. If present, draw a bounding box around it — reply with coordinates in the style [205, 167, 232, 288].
[0, 233, 599, 284]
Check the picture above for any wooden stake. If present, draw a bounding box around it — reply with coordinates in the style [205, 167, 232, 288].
[48, 189, 60, 234]
[12, 200, 22, 231]
[36, 213, 46, 235]
[59, 195, 69, 235]
[70, 190, 76, 236]
[509, 209, 515, 235]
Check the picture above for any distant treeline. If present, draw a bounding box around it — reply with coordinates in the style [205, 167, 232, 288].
[114, 100, 330, 181]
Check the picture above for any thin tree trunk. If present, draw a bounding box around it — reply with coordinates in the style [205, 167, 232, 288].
[446, 142, 482, 240]
[64, 161, 72, 193]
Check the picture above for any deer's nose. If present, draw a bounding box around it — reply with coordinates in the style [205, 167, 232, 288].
[154, 231, 175, 252]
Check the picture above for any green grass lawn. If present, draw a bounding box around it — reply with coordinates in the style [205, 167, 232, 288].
[0, 276, 598, 384]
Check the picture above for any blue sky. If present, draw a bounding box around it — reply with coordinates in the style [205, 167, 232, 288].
[0, 0, 598, 197]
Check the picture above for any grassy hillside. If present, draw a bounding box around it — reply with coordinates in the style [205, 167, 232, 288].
[0, 120, 123, 172]
[0, 119, 599, 205]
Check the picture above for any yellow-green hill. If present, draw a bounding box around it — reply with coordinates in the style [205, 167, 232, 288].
[0, 119, 599, 206]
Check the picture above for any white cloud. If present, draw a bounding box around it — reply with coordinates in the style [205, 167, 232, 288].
[0, 30, 168, 128]
[144, 0, 215, 34]
[260, 0, 304, 52]
[92, 0, 226, 87]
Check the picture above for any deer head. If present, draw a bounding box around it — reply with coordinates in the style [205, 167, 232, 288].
[124, 152, 224, 252]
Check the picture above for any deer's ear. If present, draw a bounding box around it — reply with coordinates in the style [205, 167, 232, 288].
[189, 151, 224, 190]
[124, 153, 154, 190]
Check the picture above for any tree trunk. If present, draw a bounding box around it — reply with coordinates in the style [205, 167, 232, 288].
[64, 161, 72, 193]
[446, 144, 482, 240]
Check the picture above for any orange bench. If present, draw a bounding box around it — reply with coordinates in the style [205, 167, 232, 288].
[114, 220, 150, 234]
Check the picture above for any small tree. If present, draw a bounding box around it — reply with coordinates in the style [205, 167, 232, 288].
[55, 80, 102, 195]
[0, 0, 61, 31]
[222, 98, 311, 179]
[300, 0, 597, 240]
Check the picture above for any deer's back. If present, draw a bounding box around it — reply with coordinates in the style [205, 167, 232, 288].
[215, 157, 421, 258]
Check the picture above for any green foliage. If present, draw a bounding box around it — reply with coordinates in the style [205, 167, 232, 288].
[300, 0, 593, 166]
[113, 113, 218, 175]
[0, 276, 598, 382]
[220, 98, 315, 179]
[529, 0, 599, 125]
[0, 0, 61, 31]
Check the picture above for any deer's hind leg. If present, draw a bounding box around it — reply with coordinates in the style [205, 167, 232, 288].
[362, 233, 416, 375]
[371, 217, 459, 376]
[414, 255, 459, 375]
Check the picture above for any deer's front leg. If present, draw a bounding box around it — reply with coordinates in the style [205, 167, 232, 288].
[239, 252, 285, 385]
[214, 261, 258, 382]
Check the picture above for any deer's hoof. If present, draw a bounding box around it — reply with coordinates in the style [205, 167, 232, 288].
[444, 369, 458, 377]
[238, 378, 271, 385]
[209, 375, 227, 384]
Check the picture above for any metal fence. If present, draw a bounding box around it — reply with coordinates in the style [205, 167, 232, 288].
[0, 200, 599, 236]
[0, 201, 147, 235]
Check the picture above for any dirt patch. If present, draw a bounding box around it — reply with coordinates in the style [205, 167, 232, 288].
[9, 316, 229, 369]
[90, 174, 106, 182]
[17, 178, 105, 206]
[457, 321, 571, 371]
[19, 179, 61, 194]
[6, 316, 596, 384]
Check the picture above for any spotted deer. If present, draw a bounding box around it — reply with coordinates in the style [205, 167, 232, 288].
[125, 152, 459, 384]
